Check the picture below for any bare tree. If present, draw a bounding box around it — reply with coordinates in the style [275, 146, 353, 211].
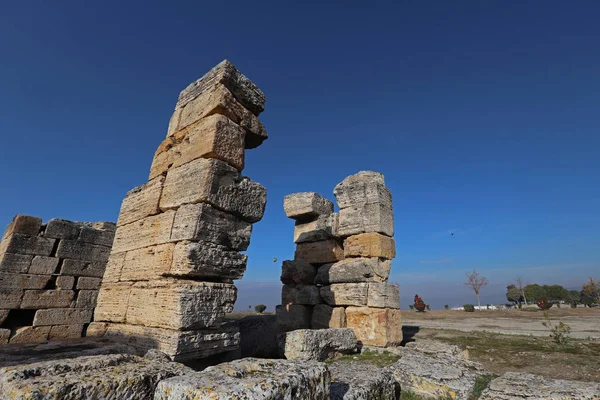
[464, 270, 489, 309]
[515, 276, 527, 305]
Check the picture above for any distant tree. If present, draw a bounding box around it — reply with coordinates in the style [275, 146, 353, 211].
[254, 304, 267, 313]
[444, 304, 449, 310]
[409, 305, 414, 311]
[248, 305, 252, 311]
[581, 277, 600, 306]
[464, 270, 488, 309]
[506, 284, 522, 304]
[568, 290, 582, 306]
[544, 285, 569, 302]
[463, 304, 475, 312]
[524, 284, 546, 302]
[515, 276, 528, 304]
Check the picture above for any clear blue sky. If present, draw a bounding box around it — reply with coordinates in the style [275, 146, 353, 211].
[1, 1, 598, 310]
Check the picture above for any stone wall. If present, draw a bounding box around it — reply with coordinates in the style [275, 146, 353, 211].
[277, 171, 402, 347]
[0, 214, 115, 344]
[89, 60, 268, 362]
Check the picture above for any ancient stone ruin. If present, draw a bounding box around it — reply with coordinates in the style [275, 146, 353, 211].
[0, 215, 115, 344]
[278, 171, 402, 347]
[88, 60, 268, 361]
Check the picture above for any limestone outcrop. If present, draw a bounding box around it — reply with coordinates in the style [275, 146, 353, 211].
[329, 362, 398, 400]
[0, 215, 115, 344]
[91, 60, 268, 361]
[277, 171, 402, 347]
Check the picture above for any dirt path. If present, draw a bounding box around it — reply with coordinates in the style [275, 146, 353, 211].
[403, 309, 600, 339]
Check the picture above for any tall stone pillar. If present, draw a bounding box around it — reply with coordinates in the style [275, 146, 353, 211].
[90, 60, 268, 361]
[278, 171, 402, 347]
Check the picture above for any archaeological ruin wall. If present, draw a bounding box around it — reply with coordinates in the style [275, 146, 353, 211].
[89, 60, 268, 361]
[278, 171, 402, 347]
[0, 215, 115, 344]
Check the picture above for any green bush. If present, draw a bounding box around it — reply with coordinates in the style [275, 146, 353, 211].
[542, 311, 571, 344]
[463, 304, 475, 312]
[444, 304, 449, 310]
[254, 304, 267, 313]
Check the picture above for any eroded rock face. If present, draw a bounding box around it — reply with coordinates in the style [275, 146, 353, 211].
[284, 192, 334, 221]
[279, 328, 358, 361]
[0, 353, 192, 400]
[155, 358, 331, 400]
[479, 372, 600, 400]
[329, 362, 398, 400]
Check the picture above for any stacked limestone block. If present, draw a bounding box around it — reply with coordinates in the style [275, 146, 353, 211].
[90, 60, 268, 362]
[0, 214, 115, 344]
[277, 171, 402, 347]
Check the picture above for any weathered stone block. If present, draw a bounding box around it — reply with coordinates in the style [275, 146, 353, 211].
[0, 253, 32, 273]
[126, 280, 236, 330]
[60, 259, 106, 277]
[0, 233, 55, 257]
[9, 326, 51, 343]
[171, 202, 252, 251]
[311, 304, 347, 329]
[280, 259, 317, 285]
[0, 328, 9, 344]
[171, 241, 247, 280]
[294, 213, 339, 243]
[151, 114, 245, 180]
[320, 283, 368, 306]
[344, 232, 396, 259]
[116, 175, 165, 227]
[176, 59, 266, 116]
[173, 83, 267, 149]
[119, 243, 174, 281]
[279, 328, 357, 361]
[94, 282, 132, 323]
[368, 283, 400, 309]
[77, 277, 102, 290]
[0, 273, 50, 289]
[21, 290, 74, 309]
[159, 158, 267, 223]
[56, 239, 110, 263]
[329, 362, 397, 400]
[100, 322, 240, 361]
[2, 215, 42, 240]
[76, 289, 99, 309]
[276, 304, 312, 332]
[102, 252, 125, 283]
[314, 257, 392, 284]
[0, 309, 8, 325]
[334, 171, 391, 208]
[28, 255, 60, 275]
[389, 346, 484, 400]
[283, 192, 334, 221]
[0, 353, 193, 399]
[345, 307, 402, 347]
[480, 372, 600, 400]
[33, 308, 93, 326]
[56, 275, 75, 289]
[155, 358, 330, 400]
[337, 203, 394, 237]
[49, 324, 83, 339]
[295, 239, 344, 264]
[282, 284, 322, 305]
[78, 225, 116, 247]
[0, 289, 23, 308]
[111, 210, 176, 254]
[43, 218, 82, 239]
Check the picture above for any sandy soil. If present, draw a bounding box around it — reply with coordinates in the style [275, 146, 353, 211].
[403, 308, 600, 339]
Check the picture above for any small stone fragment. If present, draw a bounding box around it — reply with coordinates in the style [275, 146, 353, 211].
[295, 239, 344, 264]
[283, 192, 334, 221]
[0, 328, 9, 344]
[279, 328, 357, 361]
